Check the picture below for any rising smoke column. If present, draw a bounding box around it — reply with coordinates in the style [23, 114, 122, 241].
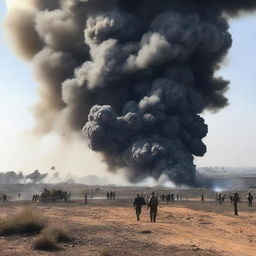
[5, 0, 256, 185]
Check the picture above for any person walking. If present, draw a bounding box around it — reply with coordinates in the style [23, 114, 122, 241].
[147, 192, 158, 222]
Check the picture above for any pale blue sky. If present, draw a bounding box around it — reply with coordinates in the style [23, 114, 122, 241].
[0, 1, 255, 172]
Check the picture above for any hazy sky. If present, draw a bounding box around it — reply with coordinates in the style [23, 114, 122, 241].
[0, 1, 255, 176]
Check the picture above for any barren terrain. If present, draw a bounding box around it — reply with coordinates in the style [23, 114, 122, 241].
[0, 196, 256, 256]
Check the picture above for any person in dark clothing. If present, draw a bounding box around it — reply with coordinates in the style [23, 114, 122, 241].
[233, 192, 239, 216]
[166, 193, 171, 204]
[147, 192, 158, 222]
[2, 194, 7, 203]
[85, 193, 88, 204]
[133, 194, 146, 221]
[247, 192, 253, 207]
[201, 194, 204, 201]
[229, 194, 233, 203]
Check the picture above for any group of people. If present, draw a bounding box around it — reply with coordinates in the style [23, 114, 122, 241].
[133, 192, 158, 222]
[32, 194, 40, 202]
[106, 191, 116, 200]
[161, 193, 182, 203]
[216, 193, 226, 204]
[214, 192, 253, 215]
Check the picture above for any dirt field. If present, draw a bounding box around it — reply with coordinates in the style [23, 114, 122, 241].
[0, 198, 256, 256]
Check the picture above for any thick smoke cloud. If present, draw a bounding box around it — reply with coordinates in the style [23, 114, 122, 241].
[5, 0, 256, 185]
[25, 170, 48, 184]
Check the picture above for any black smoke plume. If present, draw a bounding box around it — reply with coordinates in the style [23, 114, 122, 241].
[25, 170, 48, 184]
[5, 0, 256, 186]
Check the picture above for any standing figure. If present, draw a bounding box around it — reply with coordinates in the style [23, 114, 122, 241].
[233, 192, 239, 216]
[229, 194, 233, 204]
[147, 192, 158, 223]
[113, 192, 116, 200]
[218, 193, 223, 204]
[201, 194, 204, 201]
[133, 194, 146, 221]
[85, 193, 88, 204]
[166, 193, 170, 204]
[2, 194, 7, 203]
[247, 192, 253, 207]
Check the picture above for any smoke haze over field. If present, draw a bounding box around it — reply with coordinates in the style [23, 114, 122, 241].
[4, 0, 256, 186]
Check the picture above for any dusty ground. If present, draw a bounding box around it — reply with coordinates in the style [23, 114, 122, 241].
[0, 199, 256, 256]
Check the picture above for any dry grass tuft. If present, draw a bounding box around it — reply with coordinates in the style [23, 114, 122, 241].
[99, 248, 115, 256]
[0, 208, 47, 236]
[33, 226, 71, 251]
[41, 226, 71, 243]
[33, 235, 58, 251]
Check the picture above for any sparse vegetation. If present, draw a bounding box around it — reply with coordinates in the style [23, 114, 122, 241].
[99, 248, 114, 256]
[41, 226, 71, 243]
[0, 208, 47, 236]
[33, 226, 71, 251]
[33, 235, 58, 251]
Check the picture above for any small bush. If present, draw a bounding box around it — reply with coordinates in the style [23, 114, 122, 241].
[33, 235, 58, 251]
[42, 226, 70, 243]
[99, 248, 114, 256]
[0, 208, 47, 236]
[33, 226, 71, 251]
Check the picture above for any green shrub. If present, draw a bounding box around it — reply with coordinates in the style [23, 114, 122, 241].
[0, 208, 47, 236]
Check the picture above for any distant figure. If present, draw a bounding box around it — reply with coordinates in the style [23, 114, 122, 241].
[218, 193, 223, 204]
[147, 192, 158, 223]
[110, 191, 113, 200]
[233, 192, 240, 216]
[247, 192, 253, 207]
[133, 194, 146, 221]
[113, 191, 116, 200]
[171, 194, 174, 202]
[85, 193, 88, 204]
[161, 194, 166, 202]
[166, 193, 170, 204]
[2, 194, 7, 203]
[229, 194, 233, 204]
[176, 194, 179, 201]
[201, 194, 204, 201]
[18, 193, 21, 199]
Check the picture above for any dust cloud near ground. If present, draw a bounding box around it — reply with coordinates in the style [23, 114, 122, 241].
[0, 186, 256, 256]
